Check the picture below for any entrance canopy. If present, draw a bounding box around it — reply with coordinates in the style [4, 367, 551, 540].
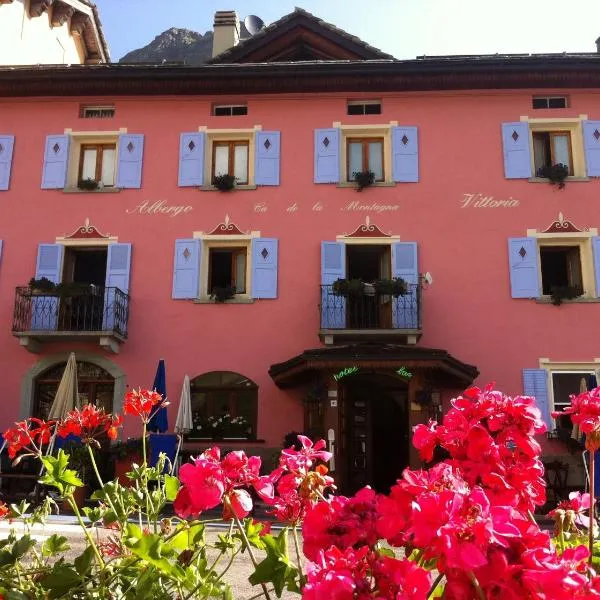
[269, 343, 479, 388]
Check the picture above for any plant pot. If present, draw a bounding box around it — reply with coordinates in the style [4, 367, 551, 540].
[59, 485, 88, 513]
[115, 454, 142, 485]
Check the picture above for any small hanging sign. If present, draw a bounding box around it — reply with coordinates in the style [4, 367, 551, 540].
[333, 366, 359, 381]
[396, 366, 413, 380]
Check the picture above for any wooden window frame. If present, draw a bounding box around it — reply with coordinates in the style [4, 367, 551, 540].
[212, 104, 248, 116]
[207, 246, 248, 294]
[188, 373, 258, 440]
[78, 143, 116, 186]
[211, 140, 249, 184]
[346, 137, 385, 182]
[539, 244, 583, 295]
[532, 130, 574, 176]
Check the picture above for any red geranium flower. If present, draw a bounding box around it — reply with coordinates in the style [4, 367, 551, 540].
[0, 502, 9, 520]
[123, 388, 164, 422]
[3, 418, 54, 459]
[57, 404, 122, 447]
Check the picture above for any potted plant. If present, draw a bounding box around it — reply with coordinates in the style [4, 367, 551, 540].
[332, 278, 365, 296]
[212, 173, 236, 191]
[203, 414, 251, 439]
[210, 286, 236, 303]
[550, 285, 583, 305]
[352, 169, 375, 191]
[537, 163, 570, 189]
[55, 282, 94, 297]
[78, 178, 99, 191]
[59, 442, 91, 510]
[373, 277, 408, 297]
[112, 438, 143, 485]
[28, 277, 56, 295]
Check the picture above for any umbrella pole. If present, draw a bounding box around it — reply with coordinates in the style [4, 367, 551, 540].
[0, 439, 6, 475]
[172, 435, 183, 475]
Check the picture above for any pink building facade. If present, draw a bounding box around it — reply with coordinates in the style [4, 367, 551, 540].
[2, 8, 600, 493]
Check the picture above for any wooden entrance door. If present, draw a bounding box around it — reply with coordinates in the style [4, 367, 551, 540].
[341, 375, 409, 494]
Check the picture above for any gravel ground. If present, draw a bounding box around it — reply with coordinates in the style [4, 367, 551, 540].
[0, 518, 298, 599]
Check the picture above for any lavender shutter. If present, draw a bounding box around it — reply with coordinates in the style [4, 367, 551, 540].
[592, 237, 600, 297]
[523, 368, 552, 431]
[255, 131, 280, 186]
[31, 244, 63, 331]
[321, 241, 346, 328]
[116, 134, 144, 189]
[508, 237, 540, 298]
[392, 242, 419, 328]
[583, 121, 600, 177]
[41, 135, 70, 189]
[172, 239, 201, 299]
[502, 122, 532, 179]
[0, 135, 15, 191]
[314, 129, 340, 183]
[392, 127, 419, 182]
[178, 133, 205, 187]
[251, 238, 278, 298]
[103, 243, 132, 331]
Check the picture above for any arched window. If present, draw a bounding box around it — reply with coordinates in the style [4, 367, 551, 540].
[189, 371, 258, 440]
[33, 361, 115, 420]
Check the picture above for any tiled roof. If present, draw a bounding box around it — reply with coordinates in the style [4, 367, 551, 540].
[209, 7, 396, 64]
[78, 0, 111, 62]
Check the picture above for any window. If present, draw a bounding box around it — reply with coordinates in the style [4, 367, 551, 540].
[80, 105, 116, 119]
[208, 247, 247, 294]
[78, 143, 116, 187]
[551, 371, 592, 431]
[532, 96, 568, 110]
[213, 104, 248, 116]
[34, 361, 114, 421]
[539, 245, 583, 295]
[347, 100, 382, 115]
[189, 371, 258, 440]
[533, 131, 573, 176]
[347, 138, 384, 181]
[212, 140, 249, 184]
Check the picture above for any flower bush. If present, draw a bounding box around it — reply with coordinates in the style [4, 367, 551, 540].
[1, 383, 600, 598]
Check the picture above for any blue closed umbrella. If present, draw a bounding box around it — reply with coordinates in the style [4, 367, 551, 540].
[148, 359, 168, 433]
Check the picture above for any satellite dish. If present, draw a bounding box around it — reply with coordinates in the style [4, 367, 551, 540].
[244, 14, 265, 36]
[424, 272, 433, 286]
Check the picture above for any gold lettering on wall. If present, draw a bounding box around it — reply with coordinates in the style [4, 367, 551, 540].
[125, 200, 193, 217]
[460, 193, 520, 208]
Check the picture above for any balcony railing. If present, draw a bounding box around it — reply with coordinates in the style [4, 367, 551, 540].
[12, 286, 130, 338]
[320, 284, 421, 331]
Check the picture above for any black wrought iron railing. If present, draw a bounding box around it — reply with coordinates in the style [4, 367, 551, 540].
[320, 284, 421, 330]
[12, 286, 130, 337]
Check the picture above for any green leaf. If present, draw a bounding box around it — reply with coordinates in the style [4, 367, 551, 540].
[164, 474, 180, 501]
[248, 529, 300, 598]
[42, 534, 70, 557]
[123, 523, 183, 579]
[241, 518, 268, 551]
[12, 535, 36, 560]
[377, 546, 395, 558]
[40, 450, 83, 494]
[82, 506, 105, 525]
[74, 546, 95, 576]
[40, 564, 81, 599]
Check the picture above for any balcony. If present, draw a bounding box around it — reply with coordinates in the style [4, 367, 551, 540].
[12, 286, 129, 354]
[319, 283, 422, 345]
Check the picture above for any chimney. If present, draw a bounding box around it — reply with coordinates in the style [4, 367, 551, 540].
[212, 11, 240, 57]
[596, 36, 600, 53]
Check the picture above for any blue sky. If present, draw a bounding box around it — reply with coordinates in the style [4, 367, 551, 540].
[94, 0, 600, 62]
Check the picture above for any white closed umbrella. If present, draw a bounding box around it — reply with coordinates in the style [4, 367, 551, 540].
[45, 352, 80, 459]
[173, 375, 192, 473]
[48, 353, 80, 421]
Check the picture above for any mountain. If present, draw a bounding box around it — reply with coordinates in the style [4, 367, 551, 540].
[119, 24, 250, 65]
